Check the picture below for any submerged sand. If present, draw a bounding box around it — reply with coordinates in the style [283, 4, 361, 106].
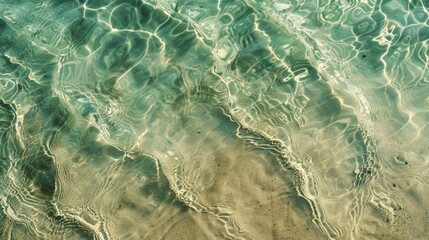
[1, 0, 429, 239]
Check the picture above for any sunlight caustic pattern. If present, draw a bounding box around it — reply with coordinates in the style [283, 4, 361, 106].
[1, 0, 429, 239]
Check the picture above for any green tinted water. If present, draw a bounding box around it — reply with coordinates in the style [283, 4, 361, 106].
[1, 0, 429, 239]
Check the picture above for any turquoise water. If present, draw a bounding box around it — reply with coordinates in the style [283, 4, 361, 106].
[1, 0, 429, 239]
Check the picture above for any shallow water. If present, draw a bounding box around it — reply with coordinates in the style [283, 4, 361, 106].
[1, 0, 429, 239]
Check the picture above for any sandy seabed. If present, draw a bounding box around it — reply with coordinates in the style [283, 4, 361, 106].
[1, 0, 429, 239]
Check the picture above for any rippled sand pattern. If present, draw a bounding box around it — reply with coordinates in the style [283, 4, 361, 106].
[1, 0, 429, 239]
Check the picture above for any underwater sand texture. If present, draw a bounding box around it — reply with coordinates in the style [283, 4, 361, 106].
[1, 0, 429, 239]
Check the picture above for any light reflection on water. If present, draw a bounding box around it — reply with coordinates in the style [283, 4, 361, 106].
[0, 0, 428, 239]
